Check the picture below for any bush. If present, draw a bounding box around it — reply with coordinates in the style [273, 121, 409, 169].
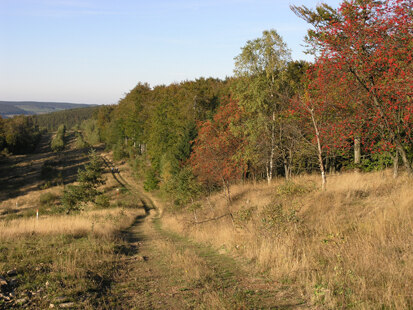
[143, 168, 159, 191]
[61, 150, 106, 213]
[75, 132, 89, 149]
[51, 125, 66, 152]
[113, 142, 128, 161]
[95, 194, 110, 208]
[39, 192, 60, 206]
[80, 119, 100, 145]
[276, 181, 314, 196]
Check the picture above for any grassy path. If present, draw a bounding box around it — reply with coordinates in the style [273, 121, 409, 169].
[98, 157, 306, 309]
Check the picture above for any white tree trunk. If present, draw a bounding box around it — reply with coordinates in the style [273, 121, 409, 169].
[354, 137, 361, 164]
[309, 108, 326, 190]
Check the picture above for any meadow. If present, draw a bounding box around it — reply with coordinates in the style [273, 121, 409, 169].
[161, 170, 413, 309]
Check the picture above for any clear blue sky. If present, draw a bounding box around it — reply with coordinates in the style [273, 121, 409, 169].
[0, 0, 342, 105]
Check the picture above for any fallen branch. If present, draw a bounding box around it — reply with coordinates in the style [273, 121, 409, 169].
[190, 213, 231, 225]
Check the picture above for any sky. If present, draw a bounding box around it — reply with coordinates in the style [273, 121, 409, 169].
[0, 0, 342, 105]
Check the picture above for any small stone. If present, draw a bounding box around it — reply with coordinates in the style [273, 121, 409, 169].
[0, 276, 7, 287]
[49, 303, 55, 308]
[9, 279, 18, 287]
[138, 256, 148, 261]
[53, 296, 68, 303]
[59, 302, 75, 308]
[6, 269, 17, 277]
[16, 297, 28, 304]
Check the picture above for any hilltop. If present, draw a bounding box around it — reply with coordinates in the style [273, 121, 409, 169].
[0, 101, 95, 118]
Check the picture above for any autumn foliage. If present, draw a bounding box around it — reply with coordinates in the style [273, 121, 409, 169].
[190, 99, 246, 197]
[301, 0, 413, 167]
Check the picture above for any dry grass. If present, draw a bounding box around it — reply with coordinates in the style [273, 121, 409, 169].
[0, 186, 64, 213]
[0, 207, 145, 240]
[153, 238, 212, 283]
[162, 170, 413, 309]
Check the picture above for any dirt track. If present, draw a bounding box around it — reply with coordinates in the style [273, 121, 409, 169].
[97, 157, 306, 309]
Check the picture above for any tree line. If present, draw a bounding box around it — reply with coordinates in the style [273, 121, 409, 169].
[95, 0, 412, 203]
[33, 106, 99, 132]
[0, 115, 41, 155]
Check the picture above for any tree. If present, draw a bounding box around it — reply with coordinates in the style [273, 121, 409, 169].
[3, 116, 41, 154]
[292, 0, 413, 174]
[190, 99, 246, 202]
[51, 124, 66, 152]
[62, 150, 106, 212]
[233, 29, 292, 183]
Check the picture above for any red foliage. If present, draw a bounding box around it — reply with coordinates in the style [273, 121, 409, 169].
[190, 98, 246, 188]
[307, 0, 413, 153]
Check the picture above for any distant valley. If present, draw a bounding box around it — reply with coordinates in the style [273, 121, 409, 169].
[0, 101, 95, 118]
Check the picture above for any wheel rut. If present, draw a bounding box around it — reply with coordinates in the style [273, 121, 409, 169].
[98, 156, 306, 309]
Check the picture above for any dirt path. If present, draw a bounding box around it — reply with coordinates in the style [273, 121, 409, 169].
[98, 157, 306, 309]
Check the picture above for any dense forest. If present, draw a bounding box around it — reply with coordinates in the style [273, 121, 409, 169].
[0, 106, 98, 155]
[0, 115, 41, 155]
[2, 0, 411, 203]
[93, 0, 412, 204]
[33, 106, 99, 131]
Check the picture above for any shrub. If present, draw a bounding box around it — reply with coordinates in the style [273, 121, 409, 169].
[143, 168, 159, 191]
[276, 181, 314, 196]
[61, 150, 106, 213]
[39, 192, 60, 206]
[95, 194, 110, 208]
[51, 125, 66, 152]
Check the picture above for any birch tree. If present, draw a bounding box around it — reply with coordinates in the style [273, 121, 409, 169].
[233, 29, 291, 184]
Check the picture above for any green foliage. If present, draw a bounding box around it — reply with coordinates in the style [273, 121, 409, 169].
[276, 181, 314, 196]
[359, 153, 393, 172]
[165, 166, 201, 206]
[234, 206, 256, 228]
[61, 184, 85, 212]
[39, 192, 60, 207]
[113, 142, 128, 161]
[80, 119, 100, 145]
[0, 115, 41, 154]
[143, 168, 159, 191]
[33, 106, 98, 131]
[260, 202, 300, 233]
[74, 131, 89, 149]
[62, 150, 106, 212]
[95, 194, 110, 208]
[51, 124, 66, 152]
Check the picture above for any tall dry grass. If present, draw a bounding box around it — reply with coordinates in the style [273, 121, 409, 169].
[0, 207, 145, 240]
[162, 170, 413, 309]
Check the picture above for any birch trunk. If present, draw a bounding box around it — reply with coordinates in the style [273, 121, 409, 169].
[392, 151, 399, 179]
[309, 108, 326, 190]
[354, 137, 361, 164]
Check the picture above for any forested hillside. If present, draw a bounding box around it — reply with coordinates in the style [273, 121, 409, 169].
[96, 0, 412, 205]
[0, 0, 411, 308]
[0, 101, 94, 118]
[33, 106, 99, 131]
[0, 115, 41, 155]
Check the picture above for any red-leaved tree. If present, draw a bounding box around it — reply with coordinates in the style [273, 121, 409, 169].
[293, 0, 413, 174]
[190, 99, 246, 202]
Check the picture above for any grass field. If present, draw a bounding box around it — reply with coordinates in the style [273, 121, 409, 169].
[1, 132, 412, 309]
[0, 135, 147, 309]
[161, 170, 413, 309]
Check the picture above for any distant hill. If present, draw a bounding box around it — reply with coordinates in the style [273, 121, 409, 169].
[0, 101, 95, 118]
[33, 106, 99, 131]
